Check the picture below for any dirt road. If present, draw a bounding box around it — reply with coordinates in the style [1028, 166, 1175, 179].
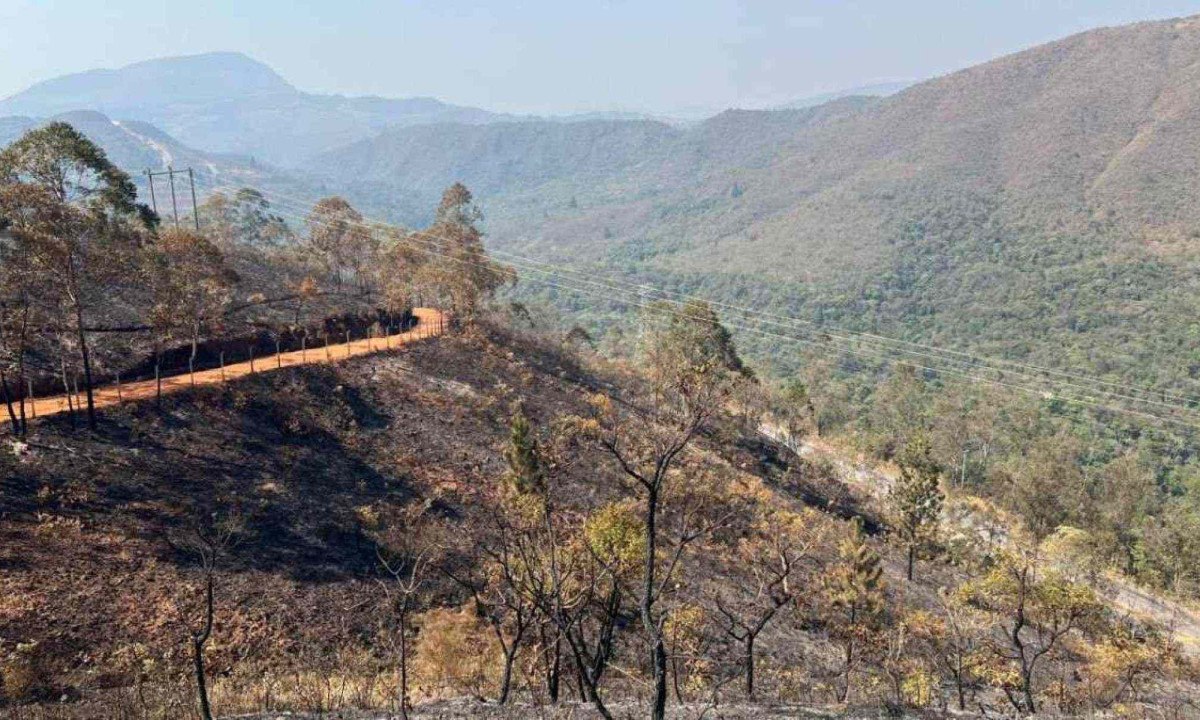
[20, 307, 446, 422]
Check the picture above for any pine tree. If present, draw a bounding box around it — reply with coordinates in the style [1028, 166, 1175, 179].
[892, 434, 944, 581]
[503, 401, 545, 497]
[823, 519, 886, 703]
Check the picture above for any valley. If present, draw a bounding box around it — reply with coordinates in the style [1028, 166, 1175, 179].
[5, 8, 1200, 719]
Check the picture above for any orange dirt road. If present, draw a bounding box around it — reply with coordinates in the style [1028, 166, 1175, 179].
[21, 307, 446, 422]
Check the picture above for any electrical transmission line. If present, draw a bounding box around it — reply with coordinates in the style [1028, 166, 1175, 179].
[191, 179, 1200, 430]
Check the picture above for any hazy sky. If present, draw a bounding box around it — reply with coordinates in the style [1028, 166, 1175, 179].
[2, 0, 1199, 115]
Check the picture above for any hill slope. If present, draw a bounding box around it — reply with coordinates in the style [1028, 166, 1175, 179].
[0, 109, 309, 209]
[309, 15, 1200, 389]
[0, 53, 510, 166]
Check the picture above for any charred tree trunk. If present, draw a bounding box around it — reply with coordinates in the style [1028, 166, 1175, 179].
[398, 597, 412, 720]
[72, 300, 97, 431]
[745, 635, 756, 699]
[547, 631, 561, 703]
[642, 484, 668, 720]
[498, 647, 516, 705]
[192, 569, 215, 720]
[61, 357, 76, 429]
[0, 370, 17, 434]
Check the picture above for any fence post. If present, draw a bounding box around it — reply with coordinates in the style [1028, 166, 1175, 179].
[220, 352, 226, 382]
[189, 357, 195, 387]
[155, 363, 162, 405]
[250, 347, 255, 374]
[302, 336, 307, 363]
[276, 338, 282, 369]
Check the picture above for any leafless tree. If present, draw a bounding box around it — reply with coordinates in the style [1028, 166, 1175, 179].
[170, 514, 240, 720]
[376, 513, 438, 720]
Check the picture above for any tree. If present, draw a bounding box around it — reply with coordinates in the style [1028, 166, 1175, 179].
[1092, 453, 1157, 575]
[510, 498, 628, 720]
[376, 509, 438, 720]
[0, 183, 142, 430]
[503, 401, 546, 497]
[419, 183, 513, 321]
[444, 404, 548, 705]
[170, 514, 240, 720]
[305, 196, 377, 290]
[1076, 622, 1172, 712]
[577, 300, 740, 720]
[0, 123, 153, 430]
[0, 122, 153, 224]
[915, 589, 989, 711]
[146, 228, 239, 379]
[0, 230, 36, 435]
[891, 435, 945, 581]
[1004, 433, 1086, 541]
[867, 364, 929, 460]
[821, 519, 887, 703]
[199, 188, 288, 250]
[712, 508, 815, 699]
[961, 551, 1101, 714]
[777, 378, 816, 446]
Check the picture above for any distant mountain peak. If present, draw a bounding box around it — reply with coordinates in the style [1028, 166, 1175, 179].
[0, 51, 296, 119]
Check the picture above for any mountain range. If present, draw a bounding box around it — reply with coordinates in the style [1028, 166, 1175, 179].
[5, 16, 1200, 389]
[0, 52, 510, 166]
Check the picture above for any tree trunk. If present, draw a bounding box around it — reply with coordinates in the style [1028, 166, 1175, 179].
[745, 635, 755, 699]
[73, 303, 97, 431]
[1, 370, 17, 434]
[546, 630, 561, 703]
[190, 324, 200, 386]
[498, 648, 516, 704]
[15, 306, 28, 435]
[642, 484, 668, 720]
[1022, 668, 1036, 714]
[398, 600, 411, 720]
[61, 358, 76, 429]
[562, 627, 614, 720]
[907, 544, 915, 582]
[193, 570, 215, 720]
[839, 636, 854, 703]
[17, 356, 27, 436]
[155, 349, 163, 405]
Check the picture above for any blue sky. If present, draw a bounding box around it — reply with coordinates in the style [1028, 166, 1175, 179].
[2, 0, 1198, 115]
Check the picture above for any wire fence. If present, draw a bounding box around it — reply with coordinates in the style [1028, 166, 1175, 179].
[3, 309, 446, 427]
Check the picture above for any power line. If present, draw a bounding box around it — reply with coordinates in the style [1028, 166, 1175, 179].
[196, 179, 1200, 417]
[191, 180, 1200, 431]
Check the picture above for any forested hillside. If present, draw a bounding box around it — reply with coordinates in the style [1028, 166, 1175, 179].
[304, 15, 1200, 396]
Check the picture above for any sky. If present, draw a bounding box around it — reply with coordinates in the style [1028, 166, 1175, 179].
[2, 0, 1199, 116]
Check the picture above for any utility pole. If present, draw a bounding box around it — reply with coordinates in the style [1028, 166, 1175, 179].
[168, 165, 179, 228]
[146, 170, 158, 215]
[189, 168, 200, 230]
[146, 167, 201, 228]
